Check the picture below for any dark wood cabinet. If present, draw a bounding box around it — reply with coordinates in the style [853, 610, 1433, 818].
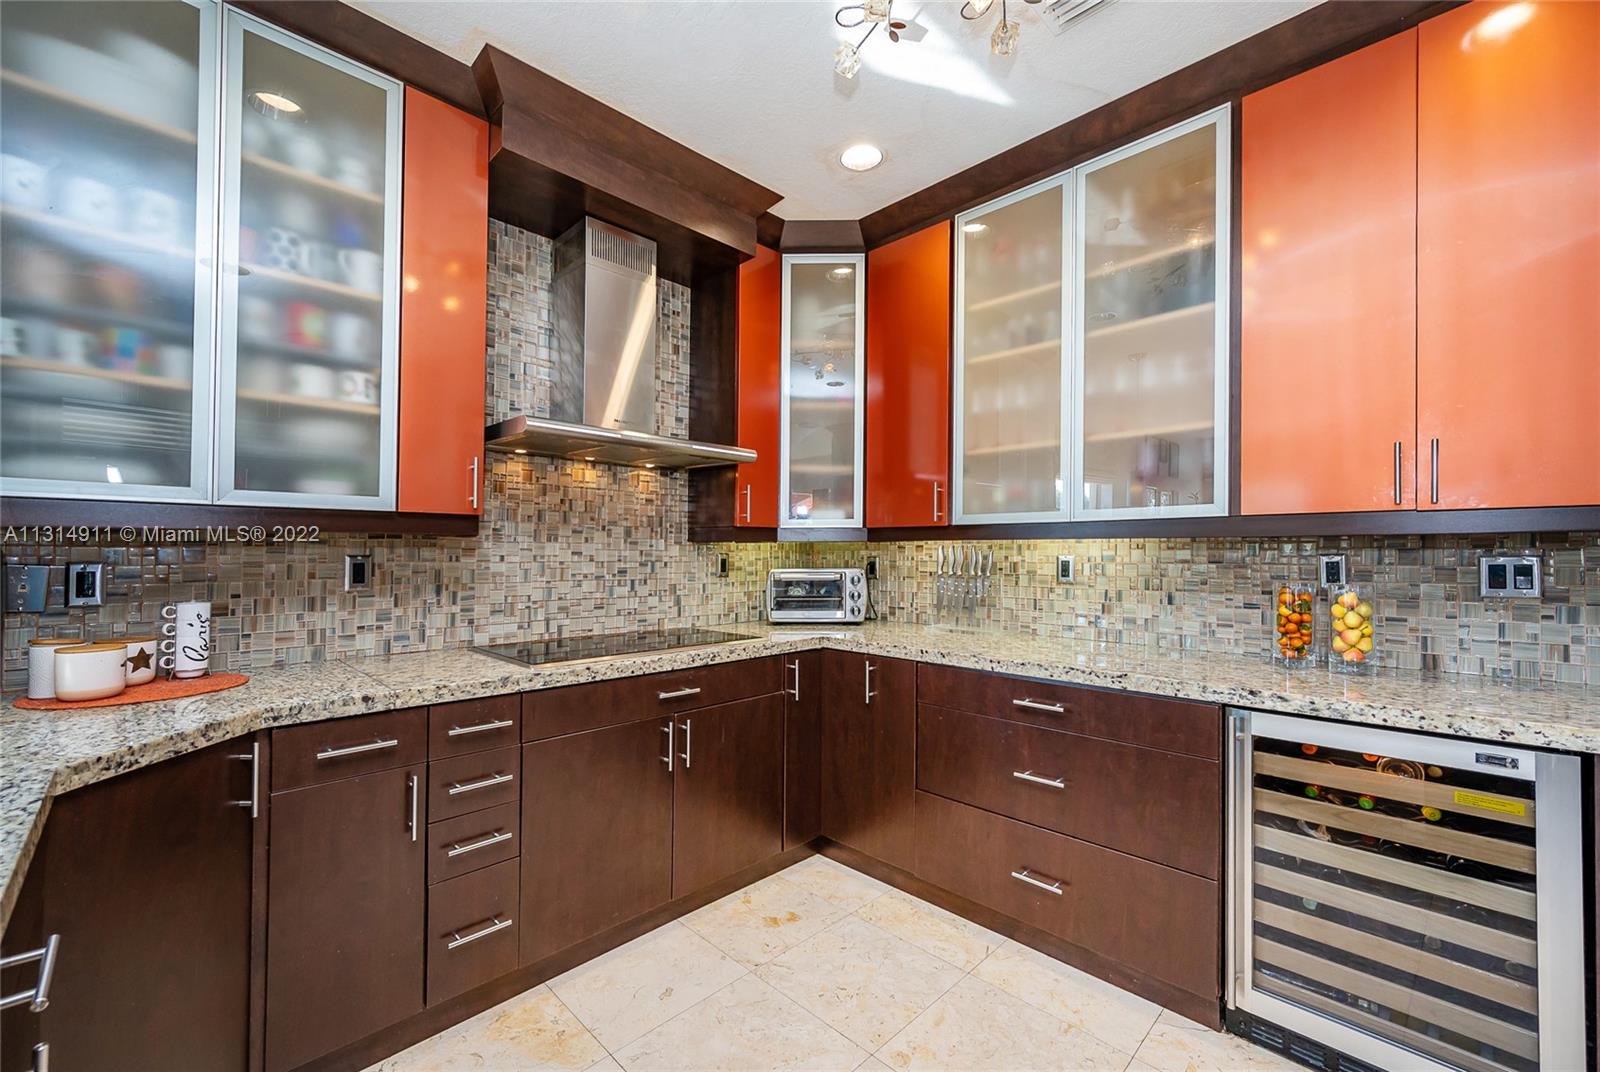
[672, 693, 785, 896]
[427, 858, 519, 1006]
[822, 650, 916, 872]
[0, 739, 254, 1072]
[520, 719, 674, 965]
[784, 651, 823, 848]
[265, 762, 426, 1072]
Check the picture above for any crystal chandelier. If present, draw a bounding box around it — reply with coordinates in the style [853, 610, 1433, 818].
[833, 0, 909, 79]
[962, 0, 1039, 57]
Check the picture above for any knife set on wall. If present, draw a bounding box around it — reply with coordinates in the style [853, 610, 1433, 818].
[24, 600, 210, 702]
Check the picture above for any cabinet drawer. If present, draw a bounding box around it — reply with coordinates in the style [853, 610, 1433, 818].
[428, 746, 520, 822]
[429, 695, 521, 758]
[917, 704, 1219, 878]
[428, 801, 519, 885]
[271, 709, 427, 792]
[426, 858, 519, 1006]
[914, 791, 1219, 1000]
[917, 664, 1220, 759]
[523, 656, 783, 740]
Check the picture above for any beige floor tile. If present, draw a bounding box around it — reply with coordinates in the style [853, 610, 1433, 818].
[855, 1059, 894, 1071]
[587, 1059, 625, 1072]
[366, 985, 607, 1072]
[613, 974, 869, 1072]
[878, 974, 1132, 1072]
[548, 921, 747, 1051]
[854, 890, 1003, 971]
[755, 915, 965, 1050]
[1134, 1010, 1300, 1072]
[682, 874, 846, 967]
[777, 855, 892, 913]
[971, 940, 1160, 1054]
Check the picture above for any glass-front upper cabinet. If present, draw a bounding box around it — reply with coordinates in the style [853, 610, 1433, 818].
[0, 0, 217, 501]
[1075, 108, 1229, 518]
[781, 254, 864, 527]
[953, 178, 1069, 523]
[217, 12, 401, 509]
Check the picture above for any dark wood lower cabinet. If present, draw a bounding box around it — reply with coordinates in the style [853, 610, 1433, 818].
[520, 719, 674, 965]
[784, 651, 823, 848]
[822, 650, 917, 871]
[427, 858, 520, 1006]
[673, 693, 785, 895]
[266, 764, 426, 1072]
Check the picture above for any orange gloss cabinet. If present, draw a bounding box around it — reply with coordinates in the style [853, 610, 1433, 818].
[866, 222, 952, 527]
[735, 244, 782, 526]
[1240, 31, 1419, 515]
[1417, 1, 1600, 510]
[397, 88, 489, 515]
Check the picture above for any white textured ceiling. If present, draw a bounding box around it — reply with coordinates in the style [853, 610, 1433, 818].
[351, 0, 1316, 219]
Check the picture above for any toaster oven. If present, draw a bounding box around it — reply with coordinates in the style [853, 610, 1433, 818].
[767, 569, 867, 623]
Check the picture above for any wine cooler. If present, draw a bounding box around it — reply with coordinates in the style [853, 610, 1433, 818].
[1228, 710, 1585, 1072]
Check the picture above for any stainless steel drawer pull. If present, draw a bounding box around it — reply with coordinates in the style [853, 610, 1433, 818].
[0, 933, 60, 1013]
[1010, 869, 1065, 896]
[446, 830, 514, 858]
[448, 772, 514, 796]
[1012, 770, 1066, 790]
[447, 718, 514, 737]
[658, 687, 702, 701]
[1012, 698, 1064, 714]
[446, 916, 513, 950]
[317, 737, 400, 761]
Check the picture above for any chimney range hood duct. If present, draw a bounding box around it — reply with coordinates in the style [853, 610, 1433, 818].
[486, 217, 755, 470]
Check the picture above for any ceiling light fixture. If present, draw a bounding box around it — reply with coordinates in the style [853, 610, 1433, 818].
[833, 0, 1108, 76]
[248, 90, 302, 120]
[839, 143, 883, 171]
[833, 0, 910, 79]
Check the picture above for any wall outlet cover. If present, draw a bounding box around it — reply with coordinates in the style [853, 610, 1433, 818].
[716, 553, 729, 577]
[1318, 554, 1348, 587]
[66, 562, 104, 607]
[1056, 555, 1075, 583]
[866, 557, 879, 580]
[344, 553, 372, 592]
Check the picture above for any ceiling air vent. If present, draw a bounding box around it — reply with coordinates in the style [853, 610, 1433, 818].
[1041, 0, 1115, 36]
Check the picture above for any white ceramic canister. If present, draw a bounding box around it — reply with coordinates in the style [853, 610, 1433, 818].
[27, 638, 81, 700]
[123, 635, 159, 686]
[53, 642, 130, 702]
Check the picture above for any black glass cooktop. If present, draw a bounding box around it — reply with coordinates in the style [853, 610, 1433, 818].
[477, 627, 757, 667]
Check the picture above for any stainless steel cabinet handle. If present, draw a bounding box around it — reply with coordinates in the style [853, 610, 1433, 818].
[446, 916, 513, 950]
[446, 830, 514, 858]
[742, 484, 752, 523]
[317, 737, 399, 761]
[0, 933, 60, 1013]
[787, 660, 801, 701]
[662, 720, 674, 772]
[933, 480, 943, 521]
[447, 718, 514, 737]
[448, 772, 514, 796]
[680, 718, 692, 769]
[31, 1041, 48, 1072]
[1429, 437, 1440, 504]
[1393, 441, 1403, 506]
[469, 454, 480, 509]
[864, 662, 877, 705]
[1012, 770, 1066, 790]
[407, 773, 419, 842]
[1012, 698, 1064, 714]
[658, 686, 702, 701]
[1010, 868, 1065, 896]
[231, 740, 260, 818]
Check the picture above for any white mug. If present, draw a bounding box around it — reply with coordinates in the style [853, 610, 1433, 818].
[328, 312, 373, 360]
[125, 187, 181, 244]
[60, 175, 119, 229]
[53, 643, 129, 702]
[279, 130, 328, 176]
[287, 362, 336, 399]
[0, 317, 23, 355]
[336, 369, 379, 405]
[1, 153, 50, 210]
[123, 636, 159, 686]
[54, 327, 98, 365]
[337, 248, 383, 293]
[159, 600, 211, 679]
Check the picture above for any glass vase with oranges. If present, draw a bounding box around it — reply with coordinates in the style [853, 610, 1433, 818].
[1274, 585, 1317, 667]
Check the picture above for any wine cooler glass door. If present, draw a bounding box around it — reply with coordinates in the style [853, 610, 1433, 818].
[1230, 710, 1584, 1072]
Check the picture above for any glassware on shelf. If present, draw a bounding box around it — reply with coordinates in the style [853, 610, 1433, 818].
[1327, 585, 1376, 671]
[1274, 585, 1317, 667]
[783, 256, 862, 525]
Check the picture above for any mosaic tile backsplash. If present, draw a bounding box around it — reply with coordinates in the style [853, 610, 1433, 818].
[4, 221, 1597, 688]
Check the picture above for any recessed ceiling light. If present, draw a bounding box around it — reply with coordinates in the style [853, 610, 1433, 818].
[839, 143, 884, 172]
[962, 222, 988, 234]
[829, 266, 854, 280]
[248, 90, 302, 119]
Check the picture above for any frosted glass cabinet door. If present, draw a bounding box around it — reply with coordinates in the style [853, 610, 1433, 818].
[1075, 108, 1230, 518]
[0, 0, 216, 500]
[953, 179, 1068, 523]
[216, 12, 401, 509]
[781, 255, 864, 526]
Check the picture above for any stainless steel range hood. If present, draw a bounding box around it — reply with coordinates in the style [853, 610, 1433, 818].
[485, 217, 755, 470]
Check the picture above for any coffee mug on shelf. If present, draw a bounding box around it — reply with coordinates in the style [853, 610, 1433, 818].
[60, 174, 120, 229]
[328, 311, 373, 360]
[288, 361, 337, 399]
[263, 227, 305, 274]
[53, 642, 129, 702]
[301, 239, 338, 282]
[336, 369, 379, 405]
[125, 187, 181, 245]
[123, 636, 159, 686]
[159, 600, 211, 679]
[337, 247, 383, 293]
[53, 327, 98, 366]
[1, 153, 50, 210]
[0, 317, 24, 356]
[239, 294, 278, 343]
[278, 129, 328, 176]
[284, 302, 328, 349]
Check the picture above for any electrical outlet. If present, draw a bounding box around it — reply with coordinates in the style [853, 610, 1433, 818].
[1056, 555, 1075, 583]
[1318, 554, 1348, 588]
[66, 562, 104, 606]
[866, 557, 879, 580]
[1480, 554, 1542, 598]
[344, 554, 371, 591]
[716, 553, 729, 577]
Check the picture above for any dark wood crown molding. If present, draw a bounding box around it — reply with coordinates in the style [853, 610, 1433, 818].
[777, 219, 866, 254]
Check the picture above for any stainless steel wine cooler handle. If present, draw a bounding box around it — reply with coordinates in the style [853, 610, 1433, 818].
[1012, 770, 1065, 790]
[1010, 869, 1064, 896]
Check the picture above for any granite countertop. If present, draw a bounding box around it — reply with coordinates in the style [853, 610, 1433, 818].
[4, 621, 1597, 929]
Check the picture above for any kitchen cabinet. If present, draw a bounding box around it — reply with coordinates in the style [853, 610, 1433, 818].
[1240, 30, 1419, 515]
[821, 650, 916, 872]
[266, 747, 424, 1071]
[0, 738, 255, 1072]
[397, 87, 488, 515]
[520, 718, 674, 964]
[866, 221, 952, 527]
[671, 693, 786, 894]
[735, 244, 781, 526]
[783, 650, 823, 848]
[781, 253, 865, 527]
[1417, 0, 1600, 510]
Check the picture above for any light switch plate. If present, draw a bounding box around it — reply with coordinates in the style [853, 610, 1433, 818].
[1056, 555, 1075, 583]
[5, 564, 49, 613]
[66, 562, 104, 606]
[1480, 554, 1542, 598]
